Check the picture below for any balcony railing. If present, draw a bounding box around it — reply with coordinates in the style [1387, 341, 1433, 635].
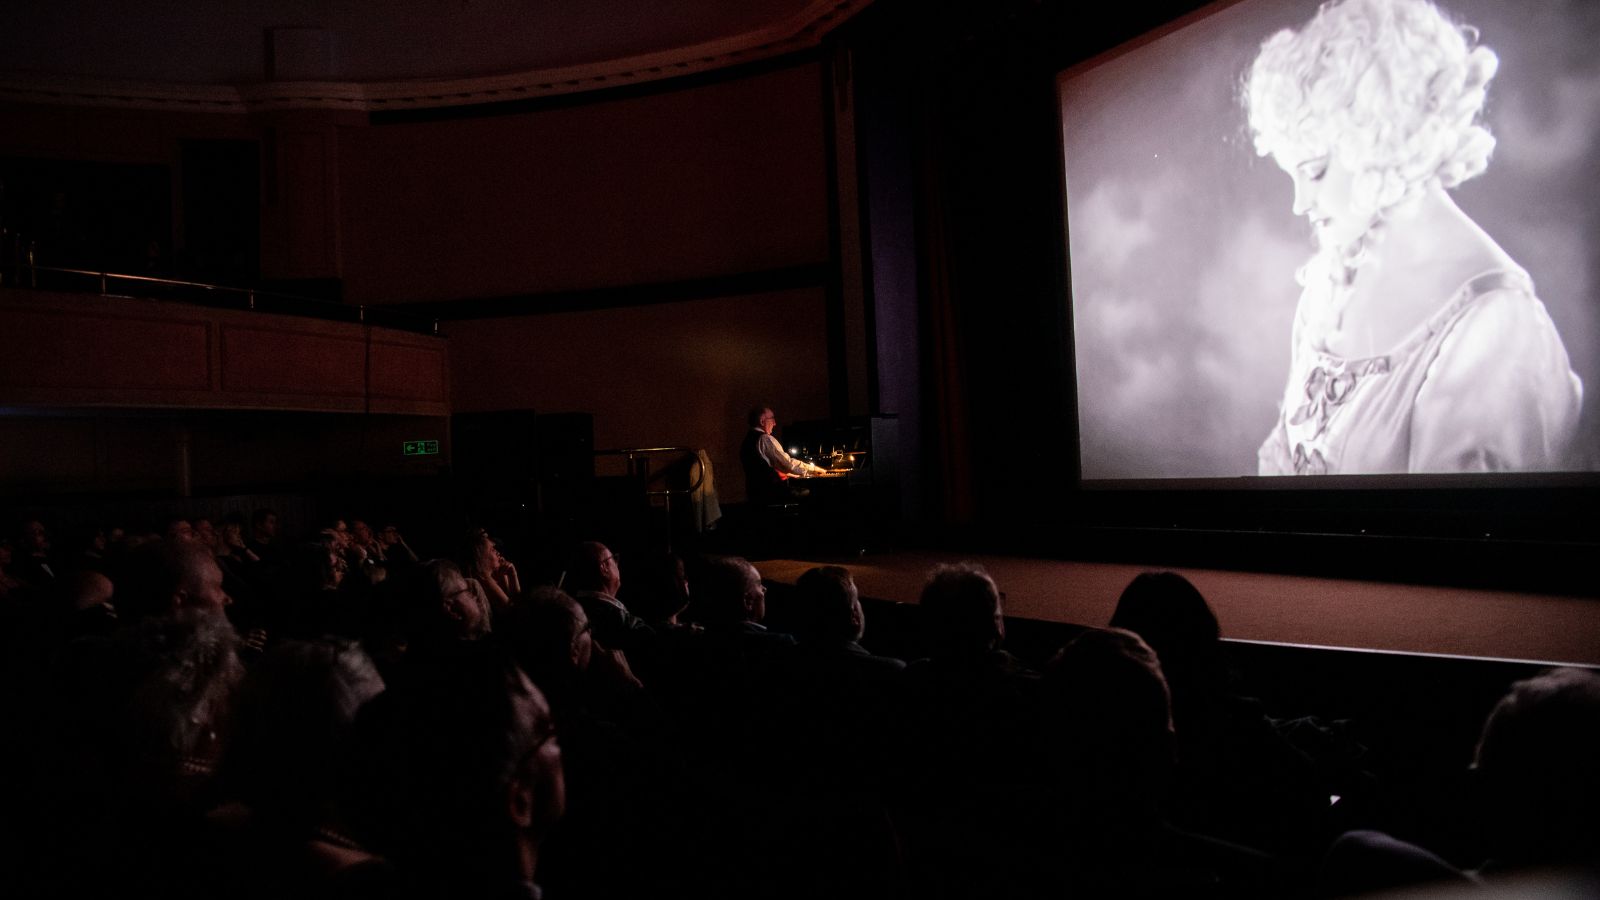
[4, 262, 440, 336]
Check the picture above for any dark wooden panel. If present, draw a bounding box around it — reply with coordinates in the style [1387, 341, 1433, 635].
[261, 123, 340, 280]
[0, 289, 448, 414]
[369, 338, 447, 402]
[0, 305, 212, 392]
[341, 62, 829, 305]
[220, 323, 365, 398]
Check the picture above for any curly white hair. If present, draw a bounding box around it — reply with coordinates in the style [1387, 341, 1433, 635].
[1246, 0, 1498, 230]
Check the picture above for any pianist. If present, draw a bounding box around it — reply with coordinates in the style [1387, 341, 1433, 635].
[741, 405, 827, 504]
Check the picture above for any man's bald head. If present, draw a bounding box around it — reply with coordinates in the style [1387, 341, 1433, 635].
[60, 569, 114, 612]
[114, 539, 230, 621]
[566, 541, 620, 595]
[502, 588, 594, 677]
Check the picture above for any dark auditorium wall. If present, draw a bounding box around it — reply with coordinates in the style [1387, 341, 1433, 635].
[1, 57, 845, 510]
[0, 103, 253, 165]
[340, 61, 830, 304]
[447, 286, 831, 504]
[0, 102, 338, 285]
[0, 60, 831, 306]
[0, 412, 448, 498]
[0, 285, 452, 498]
[346, 60, 841, 504]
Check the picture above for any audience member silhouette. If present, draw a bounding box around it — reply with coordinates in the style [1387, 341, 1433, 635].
[791, 565, 903, 671]
[565, 540, 655, 655]
[500, 588, 594, 697]
[274, 539, 359, 640]
[247, 508, 282, 562]
[1315, 666, 1600, 894]
[892, 563, 1045, 900]
[782, 565, 903, 787]
[16, 518, 56, 587]
[214, 512, 264, 630]
[665, 555, 794, 789]
[624, 550, 693, 628]
[497, 585, 646, 727]
[377, 559, 492, 690]
[36, 540, 244, 897]
[497, 587, 682, 899]
[356, 646, 564, 899]
[1110, 571, 1328, 858]
[215, 638, 394, 899]
[458, 526, 520, 611]
[691, 556, 789, 639]
[53, 568, 118, 641]
[1471, 666, 1600, 876]
[166, 516, 197, 544]
[774, 565, 894, 716]
[349, 519, 384, 564]
[376, 523, 418, 568]
[64, 522, 111, 572]
[1040, 627, 1276, 898]
[5, 491, 1586, 900]
[192, 517, 218, 554]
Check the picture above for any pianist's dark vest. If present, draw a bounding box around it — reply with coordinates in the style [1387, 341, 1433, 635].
[741, 429, 786, 505]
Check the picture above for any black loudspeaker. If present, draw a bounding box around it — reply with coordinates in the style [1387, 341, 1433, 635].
[450, 411, 594, 533]
[451, 410, 539, 502]
[533, 412, 595, 527]
[534, 412, 594, 483]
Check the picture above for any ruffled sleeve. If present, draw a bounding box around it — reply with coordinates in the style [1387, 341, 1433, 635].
[1409, 287, 1583, 472]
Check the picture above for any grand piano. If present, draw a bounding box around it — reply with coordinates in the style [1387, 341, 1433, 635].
[776, 414, 901, 544]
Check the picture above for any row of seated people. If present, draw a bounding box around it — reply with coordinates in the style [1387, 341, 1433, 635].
[0, 510, 1596, 898]
[0, 510, 418, 622]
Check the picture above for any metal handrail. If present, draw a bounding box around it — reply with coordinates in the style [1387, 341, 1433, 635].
[593, 445, 710, 553]
[6, 263, 441, 336]
[593, 446, 705, 497]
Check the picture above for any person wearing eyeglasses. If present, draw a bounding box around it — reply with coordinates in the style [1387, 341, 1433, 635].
[348, 519, 383, 563]
[692, 556, 796, 652]
[357, 649, 565, 899]
[566, 541, 655, 656]
[741, 405, 827, 505]
[376, 522, 418, 568]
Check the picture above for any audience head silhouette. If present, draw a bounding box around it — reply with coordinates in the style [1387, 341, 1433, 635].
[1045, 627, 1175, 781]
[360, 646, 564, 896]
[695, 555, 766, 626]
[794, 565, 863, 642]
[400, 559, 491, 647]
[919, 562, 1005, 658]
[1472, 666, 1600, 870]
[565, 540, 621, 596]
[1108, 571, 1226, 696]
[631, 551, 691, 625]
[223, 638, 385, 830]
[498, 587, 594, 691]
[112, 538, 231, 621]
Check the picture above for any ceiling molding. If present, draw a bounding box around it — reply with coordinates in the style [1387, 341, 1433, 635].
[0, 0, 867, 115]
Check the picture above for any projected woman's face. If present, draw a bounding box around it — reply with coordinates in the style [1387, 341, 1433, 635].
[1278, 150, 1368, 251]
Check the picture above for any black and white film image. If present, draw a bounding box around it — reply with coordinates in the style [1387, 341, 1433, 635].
[1062, 0, 1598, 479]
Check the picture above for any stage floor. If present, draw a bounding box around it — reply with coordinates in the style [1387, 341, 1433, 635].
[755, 552, 1600, 666]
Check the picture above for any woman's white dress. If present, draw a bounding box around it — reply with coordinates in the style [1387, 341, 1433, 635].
[1258, 267, 1582, 475]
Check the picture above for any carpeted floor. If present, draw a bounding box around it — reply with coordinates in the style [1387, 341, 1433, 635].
[755, 552, 1600, 666]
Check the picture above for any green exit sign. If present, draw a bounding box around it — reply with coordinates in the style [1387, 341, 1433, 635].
[403, 439, 440, 457]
